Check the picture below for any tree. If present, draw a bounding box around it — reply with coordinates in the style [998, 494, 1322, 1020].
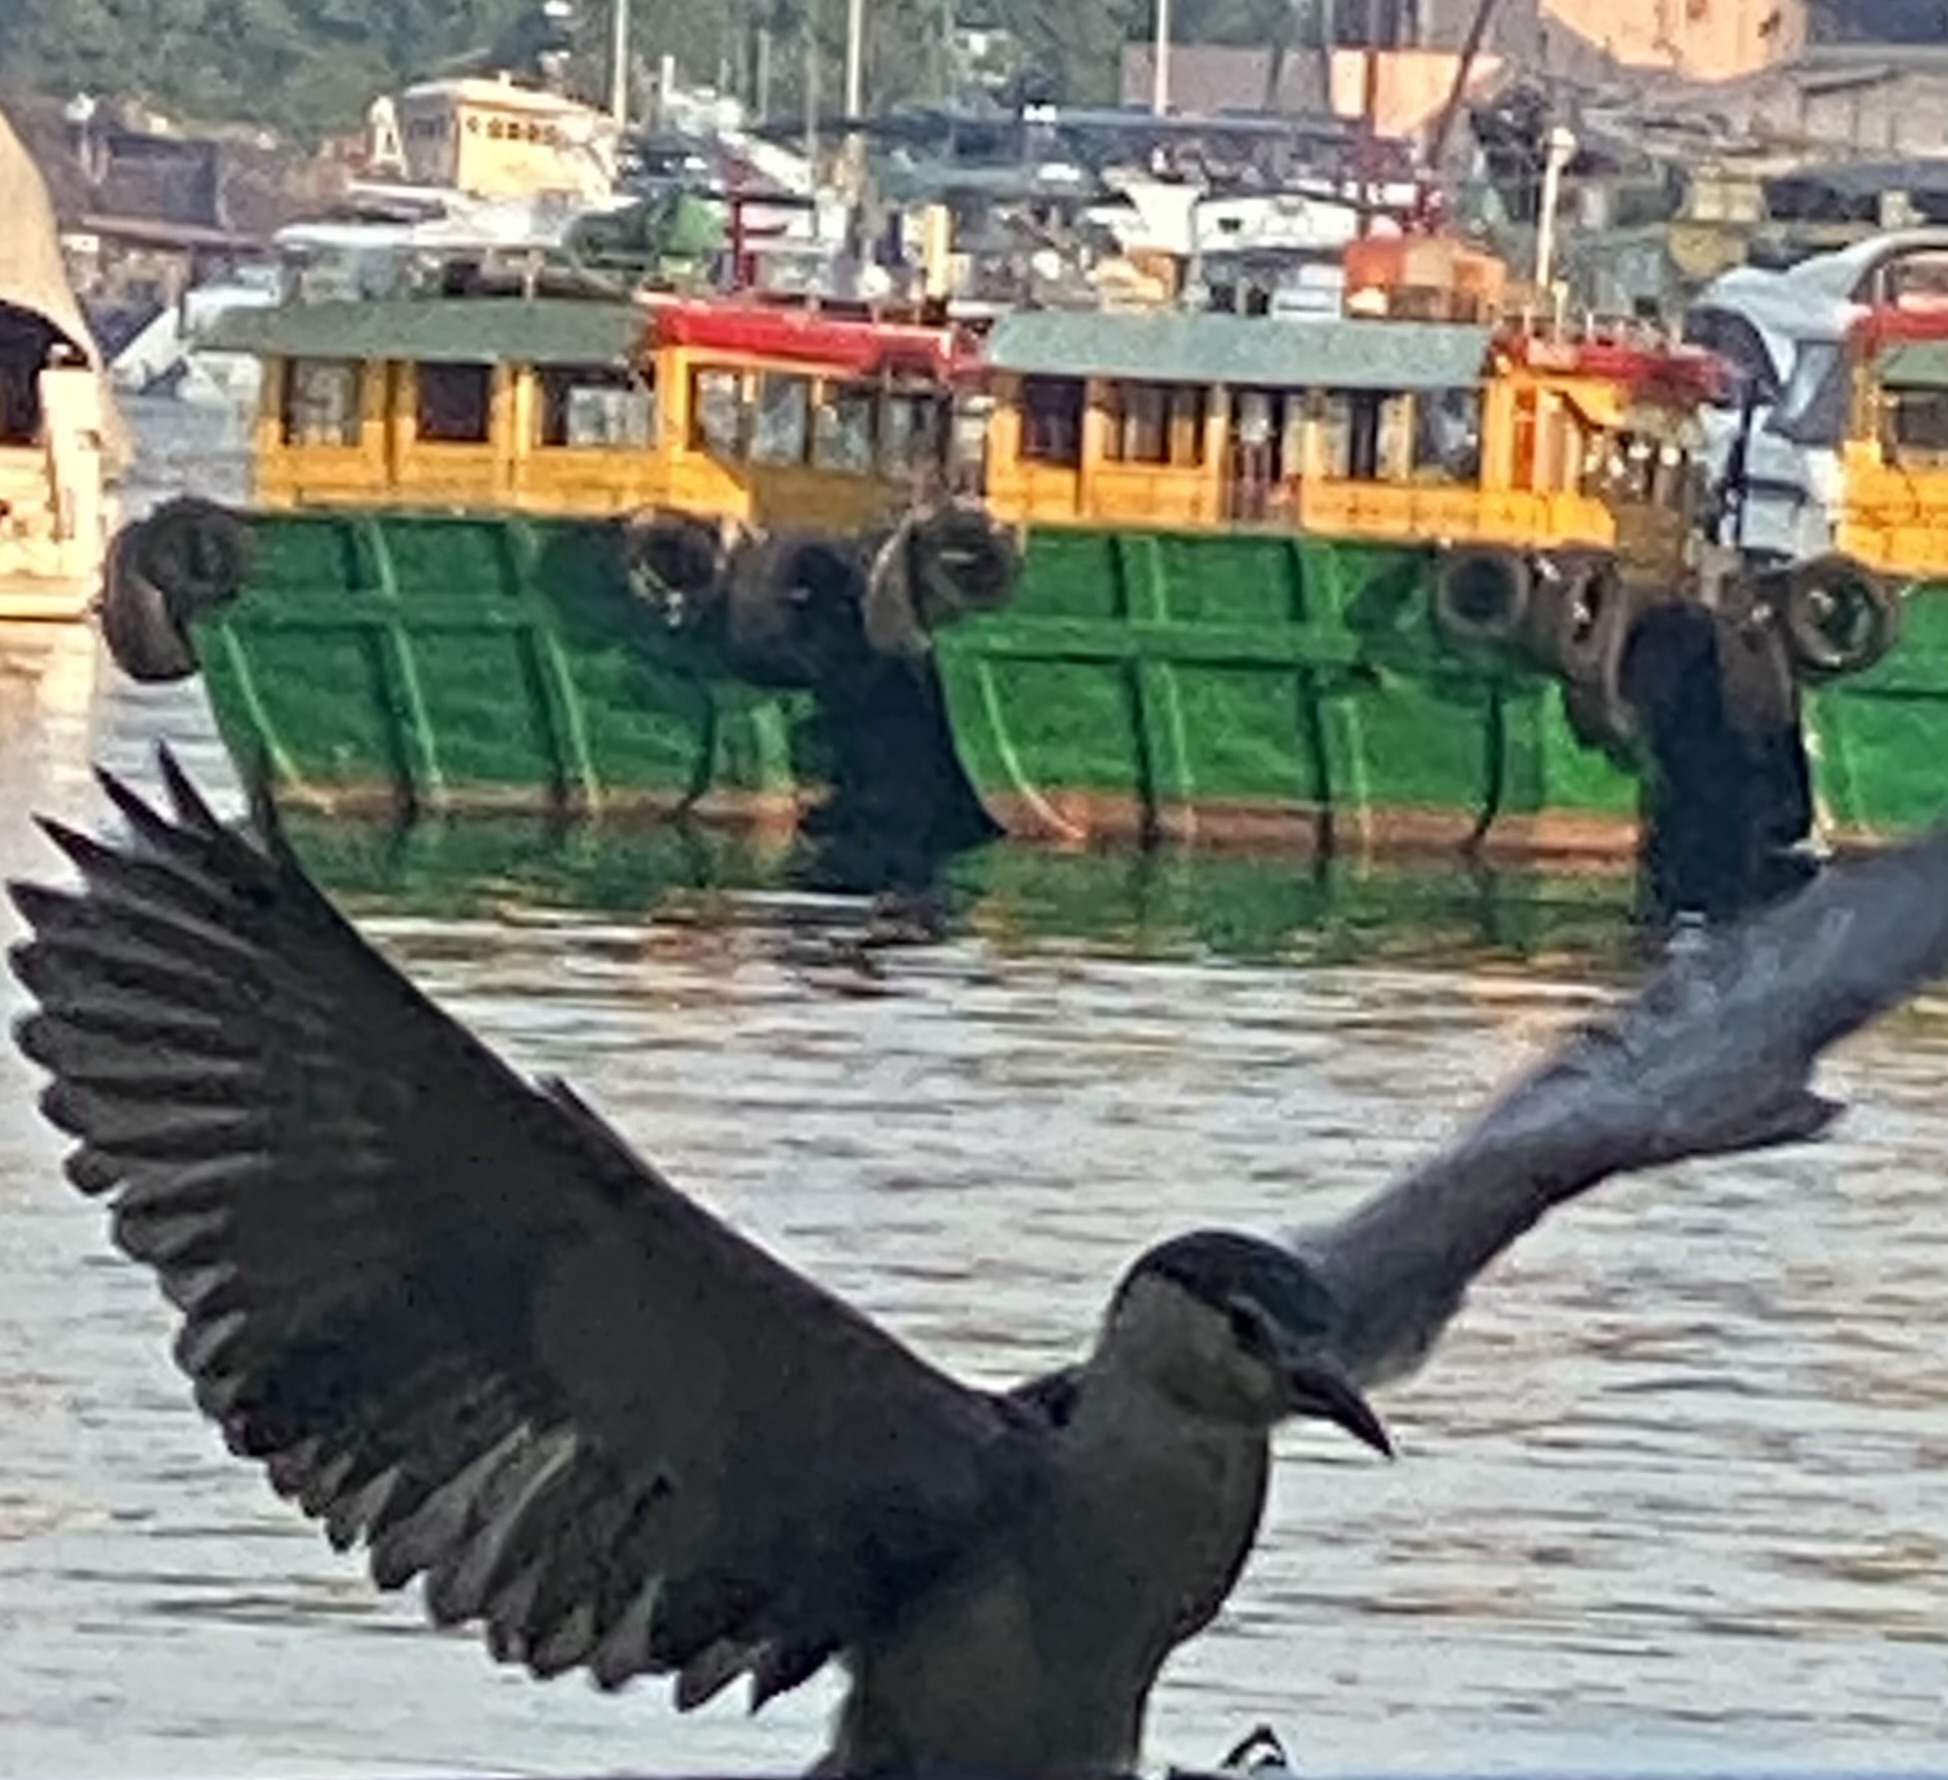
[0, 0, 543, 138]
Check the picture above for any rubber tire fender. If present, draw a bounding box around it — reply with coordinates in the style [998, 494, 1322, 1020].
[1431, 544, 1533, 650]
[1778, 553, 1902, 682]
[98, 526, 198, 683]
[124, 495, 253, 622]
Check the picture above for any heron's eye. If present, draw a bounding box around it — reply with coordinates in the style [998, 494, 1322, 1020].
[1226, 1301, 1270, 1357]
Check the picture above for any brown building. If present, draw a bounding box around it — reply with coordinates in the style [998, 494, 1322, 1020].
[1539, 0, 1806, 81]
[1124, 0, 1814, 131]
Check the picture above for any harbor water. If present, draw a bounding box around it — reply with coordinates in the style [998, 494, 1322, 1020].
[0, 401, 1943, 1778]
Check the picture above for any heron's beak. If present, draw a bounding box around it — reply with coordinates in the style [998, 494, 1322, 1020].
[1282, 1351, 1393, 1459]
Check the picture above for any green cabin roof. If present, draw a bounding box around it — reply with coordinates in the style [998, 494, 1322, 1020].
[1877, 337, 1948, 390]
[200, 296, 649, 367]
[983, 310, 1496, 392]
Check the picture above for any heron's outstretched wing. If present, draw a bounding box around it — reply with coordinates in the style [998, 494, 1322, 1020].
[1298, 826, 1948, 1389]
[9, 751, 1029, 1711]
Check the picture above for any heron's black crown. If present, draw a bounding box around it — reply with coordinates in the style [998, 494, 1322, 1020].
[1119, 1230, 1339, 1337]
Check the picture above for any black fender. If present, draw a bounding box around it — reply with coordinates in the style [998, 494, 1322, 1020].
[1524, 548, 1626, 682]
[1430, 544, 1532, 650]
[124, 495, 253, 621]
[907, 503, 1021, 630]
[1774, 553, 1902, 682]
[721, 528, 870, 690]
[619, 507, 736, 630]
[97, 499, 252, 684]
[863, 503, 1022, 660]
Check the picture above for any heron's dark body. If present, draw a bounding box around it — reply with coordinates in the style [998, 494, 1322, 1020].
[833, 1369, 1268, 1777]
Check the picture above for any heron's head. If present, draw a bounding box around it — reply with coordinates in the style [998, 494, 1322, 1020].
[1104, 1231, 1392, 1454]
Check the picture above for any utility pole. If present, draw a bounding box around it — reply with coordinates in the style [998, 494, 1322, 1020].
[1357, 0, 1382, 231]
[1151, 0, 1172, 114]
[610, 0, 630, 126]
[844, 0, 866, 116]
[842, 0, 866, 199]
[803, 0, 821, 179]
[1316, 0, 1337, 119]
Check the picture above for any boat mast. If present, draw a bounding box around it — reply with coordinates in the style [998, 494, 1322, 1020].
[1152, 0, 1172, 114]
[1357, 0, 1381, 232]
[843, 0, 866, 197]
[610, 0, 630, 125]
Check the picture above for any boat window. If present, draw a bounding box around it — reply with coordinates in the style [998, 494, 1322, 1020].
[1580, 432, 1659, 505]
[813, 381, 877, 474]
[1019, 375, 1083, 467]
[883, 388, 944, 477]
[415, 362, 492, 444]
[750, 372, 811, 466]
[1101, 382, 1206, 467]
[1310, 393, 1352, 478]
[1311, 391, 1385, 480]
[690, 367, 745, 455]
[1098, 383, 1199, 465]
[948, 397, 991, 497]
[1412, 388, 1482, 482]
[1103, 382, 1169, 465]
[281, 358, 362, 448]
[535, 364, 655, 449]
[1884, 383, 1948, 460]
[1169, 386, 1208, 467]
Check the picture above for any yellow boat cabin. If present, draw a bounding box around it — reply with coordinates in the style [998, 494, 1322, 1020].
[1833, 305, 1948, 578]
[206, 292, 970, 535]
[973, 309, 1727, 590]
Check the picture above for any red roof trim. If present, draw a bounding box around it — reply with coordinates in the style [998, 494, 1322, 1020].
[649, 298, 968, 378]
[1500, 332, 1731, 405]
[1852, 300, 1948, 351]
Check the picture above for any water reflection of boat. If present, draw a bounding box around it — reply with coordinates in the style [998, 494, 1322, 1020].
[284, 809, 1642, 967]
[0, 619, 104, 752]
[0, 110, 122, 623]
[0, 621, 107, 896]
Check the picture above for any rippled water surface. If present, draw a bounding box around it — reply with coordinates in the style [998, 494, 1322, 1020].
[0, 404, 1945, 1779]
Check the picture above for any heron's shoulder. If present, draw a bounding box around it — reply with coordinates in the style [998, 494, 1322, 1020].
[996, 1365, 1083, 1433]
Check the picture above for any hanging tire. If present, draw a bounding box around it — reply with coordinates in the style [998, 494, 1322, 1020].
[620, 507, 735, 630]
[907, 503, 1020, 631]
[96, 523, 202, 684]
[861, 504, 1021, 659]
[1776, 554, 1901, 682]
[1523, 549, 1626, 682]
[721, 528, 868, 689]
[122, 495, 253, 623]
[1431, 545, 1532, 650]
[1550, 558, 1643, 759]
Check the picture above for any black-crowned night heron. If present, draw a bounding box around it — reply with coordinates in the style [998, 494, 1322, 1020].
[14, 751, 1948, 1780]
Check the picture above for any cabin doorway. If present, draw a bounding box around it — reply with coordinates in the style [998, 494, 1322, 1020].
[1223, 388, 1289, 523]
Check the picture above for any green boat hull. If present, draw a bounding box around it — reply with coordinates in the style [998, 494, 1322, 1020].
[1802, 579, 1948, 841]
[173, 509, 1643, 858]
[188, 511, 815, 824]
[931, 526, 1639, 859]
